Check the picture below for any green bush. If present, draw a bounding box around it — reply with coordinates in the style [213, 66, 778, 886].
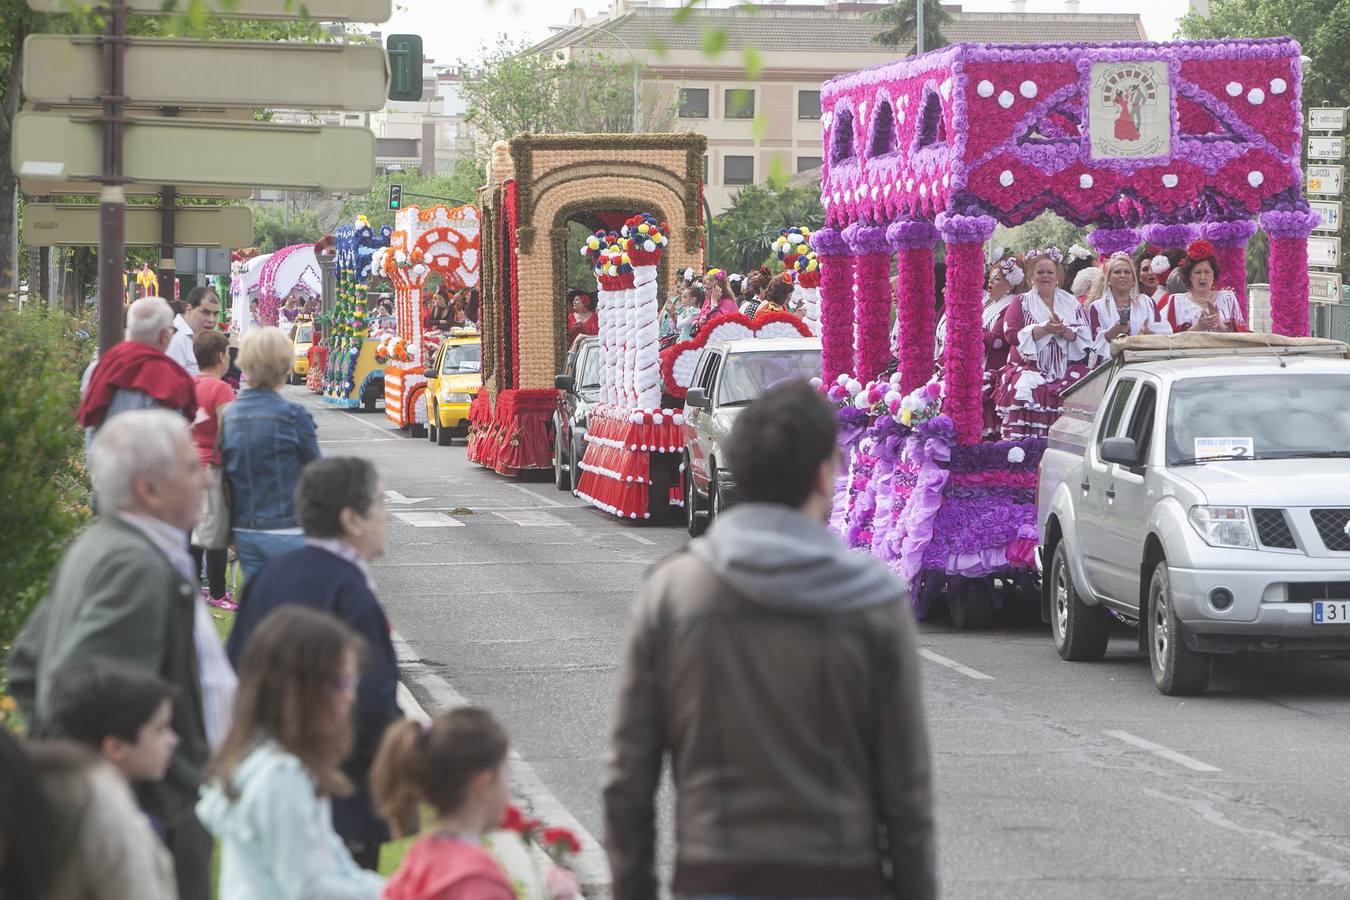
[0, 306, 93, 646]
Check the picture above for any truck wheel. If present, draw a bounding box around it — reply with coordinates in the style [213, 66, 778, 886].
[647, 456, 672, 525]
[1148, 561, 1210, 695]
[436, 410, 454, 446]
[709, 465, 726, 520]
[1050, 541, 1111, 661]
[427, 406, 438, 443]
[684, 464, 707, 537]
[554, 427, 569, 491]
[949, 578, 995, 630]
[569, 437, 583, 495]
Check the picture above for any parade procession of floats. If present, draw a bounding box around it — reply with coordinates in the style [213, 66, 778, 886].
[279, 35, 1318, 625]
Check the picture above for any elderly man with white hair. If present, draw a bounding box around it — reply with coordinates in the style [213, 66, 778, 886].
[78, 296, 197, 450]
[7, 410, 235, 900]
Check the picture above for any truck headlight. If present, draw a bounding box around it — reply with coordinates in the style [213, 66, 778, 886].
[442, 392, 474, 404]
[1187, 506, 1257, 549]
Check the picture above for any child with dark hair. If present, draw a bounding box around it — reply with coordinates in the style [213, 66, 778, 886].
[372, 708, 516, 900]
[49, 659, 179, 786]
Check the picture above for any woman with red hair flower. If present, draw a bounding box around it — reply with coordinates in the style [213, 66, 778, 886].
[1162, 240, 1248, 333]
[993, 248, 1093, 440]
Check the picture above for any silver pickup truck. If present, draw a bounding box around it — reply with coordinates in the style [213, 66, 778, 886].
[1037, 333, 1350, 695]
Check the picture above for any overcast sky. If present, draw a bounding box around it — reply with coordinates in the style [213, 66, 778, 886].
[381, 0, 1188, 67]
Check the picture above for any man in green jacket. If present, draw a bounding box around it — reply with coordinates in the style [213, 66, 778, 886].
[9, 409, 221, 900]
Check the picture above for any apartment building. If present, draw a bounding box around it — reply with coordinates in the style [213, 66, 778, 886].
[536, 1, 1147, 213]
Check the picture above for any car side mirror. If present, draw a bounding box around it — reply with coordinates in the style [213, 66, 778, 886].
[1100, 436, 1141, 467]
[686, 387, 710, 410]
[554, 374, 575, 392]
[424, 367, 437, 379]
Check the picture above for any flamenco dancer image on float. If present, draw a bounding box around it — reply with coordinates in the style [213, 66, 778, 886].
[993, 248, 1093, 441]
[1085, 251, 1173, 366]
[1162, 239, 1249, 334]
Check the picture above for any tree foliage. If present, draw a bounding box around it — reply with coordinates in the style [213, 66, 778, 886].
[709, 178, 825, 275]
[458, 37, 674, 145]
[992, 212, 1087, 259]
[337, 157, 485, 233]
[868, 0, 951, 53]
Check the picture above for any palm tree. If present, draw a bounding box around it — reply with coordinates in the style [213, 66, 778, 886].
[711, 182, 825, 275]
[868, 0, 951, 54]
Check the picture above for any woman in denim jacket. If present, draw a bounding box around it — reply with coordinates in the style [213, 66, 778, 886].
[221, 327, 321, 582]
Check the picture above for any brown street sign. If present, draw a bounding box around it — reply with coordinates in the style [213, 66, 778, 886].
[24, 36, 389, 112]
[23, 203, 253, 248]
[25, 0, 391, 21]
[13, 111, 376, 193]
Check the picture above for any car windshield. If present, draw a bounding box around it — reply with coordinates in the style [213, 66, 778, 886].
[294, 325, 312, 343]
[716, 348, 821, 407]
[578, 345, 601, 390]
[441, 343, 482, 374]
[1166, 373, 1350, 465]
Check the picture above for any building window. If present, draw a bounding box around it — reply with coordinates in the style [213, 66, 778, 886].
[725, 88, 755, 119]
[724, 155, 754, 185]
[798, 90, 822, 120]
[797, 156, 823, 174]
[679, 88, 710, 119]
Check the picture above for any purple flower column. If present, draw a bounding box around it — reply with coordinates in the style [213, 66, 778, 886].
[1141, 223, 1196, 253]
[887, 220, 939, 396]
[843, 223, 893, 383]
[1088, 227, 1142, 260]
[1261, 210, 1320, 337]
[1200, 220, 1258, 319]
[811, 226, 854, 384]
[937, 213, 997, 445]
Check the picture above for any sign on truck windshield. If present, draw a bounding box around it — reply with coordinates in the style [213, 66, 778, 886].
[1167, 374, 1350, 464]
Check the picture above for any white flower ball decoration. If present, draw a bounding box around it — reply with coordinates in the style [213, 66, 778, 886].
[1247, 87, 1266, 105]
[1270, 77, 1288, 95]
[1161, 173, 1179, 189]
[998, 90, 1015, 109]
[1007, 446, 1026, 464]
[1079, 173, 1094, 189]
[999, 170, 1015, 187]
[977, 80, 995, 98]
[1248, 170, 1265, 187]
[1019, 80, 1038, 99]
[1226, 81, 1243, 97]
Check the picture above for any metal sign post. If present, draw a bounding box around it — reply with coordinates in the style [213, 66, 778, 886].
[96, 0, 126, 353]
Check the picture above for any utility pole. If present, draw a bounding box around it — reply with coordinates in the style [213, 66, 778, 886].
[97, 0, 128, 352]
[917, 0, 925, 55]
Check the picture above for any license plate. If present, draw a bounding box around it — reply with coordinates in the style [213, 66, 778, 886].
[1312, 600, 1350, 624]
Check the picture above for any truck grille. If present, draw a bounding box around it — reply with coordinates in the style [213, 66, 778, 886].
[1288, 582, 1350, 603]
[1253, 508, 1296, 549]
[1311, 509, 1350, 552]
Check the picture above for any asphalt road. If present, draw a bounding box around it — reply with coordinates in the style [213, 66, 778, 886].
[293, 386, 1350, 900]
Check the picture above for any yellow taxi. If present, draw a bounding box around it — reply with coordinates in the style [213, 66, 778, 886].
[423, 328, 482, 446]
[287, 316, 314, 385]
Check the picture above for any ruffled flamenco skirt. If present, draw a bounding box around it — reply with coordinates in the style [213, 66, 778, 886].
[993, 360, 1089, 441]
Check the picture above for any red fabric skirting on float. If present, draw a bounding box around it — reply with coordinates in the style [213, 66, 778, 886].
[574, 404, 685, 520]
[468, 388, 555, 476]
[306, 346, 328, 393]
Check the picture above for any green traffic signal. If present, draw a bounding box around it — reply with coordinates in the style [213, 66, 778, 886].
[386, 34, 424, 102]
[389, 184, 403, 210]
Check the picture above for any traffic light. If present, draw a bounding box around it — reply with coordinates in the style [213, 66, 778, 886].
[388, 184, 403, 211]
[386, 34, 424, 102]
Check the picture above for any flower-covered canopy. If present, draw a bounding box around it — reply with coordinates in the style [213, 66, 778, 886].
[820, 38, 1309, 229]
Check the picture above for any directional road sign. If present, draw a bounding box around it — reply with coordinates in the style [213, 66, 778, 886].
[22, 204, 252, 248]
[1309, 271, 1342, 304]
[20, 178, 254, 199]
[24, 36, 389, 111]
[1306, 165, 1344, 196]
[13, 112, 376, 193]
[1309, 107, 1348, 133]
[1307, 235, 1341, 269]
[25, 0, 391, 20]
[175, 247, 233, 275]
[1308, 136, 1345, 161]
[1311, 200, 1343, 233]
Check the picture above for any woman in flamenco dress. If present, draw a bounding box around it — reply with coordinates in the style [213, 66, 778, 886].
[1161, 240, 1248, 334]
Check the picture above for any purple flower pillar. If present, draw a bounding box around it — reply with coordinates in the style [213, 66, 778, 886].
[1200, 220, 1257, 320]
[1088, 227, 1142, 260]
[1141, 223, 1196, 254]
[1261, 210, 1320, 337]
[937, 213, 997, 445]
[888, 219, 939, 396]
[812, 226, 854, 384]
[845, 223, 894, 383]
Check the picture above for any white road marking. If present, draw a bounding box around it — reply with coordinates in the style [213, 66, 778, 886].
[918, 648, 995, 681]
[493, 510, 566, 527]
[622, 533, 656, 546]
[392, 511, 464, 528]
[385, 489, 431, 505]
[392, 632, 612, 899]
[503, 480, 565, 508]
[1104, 730, 1221, 773]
